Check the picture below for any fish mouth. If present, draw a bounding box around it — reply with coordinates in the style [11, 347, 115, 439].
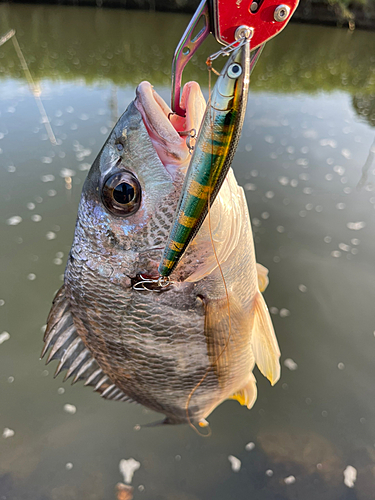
[135, 81, 206, 178]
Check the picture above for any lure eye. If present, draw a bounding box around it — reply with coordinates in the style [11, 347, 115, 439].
[227, 63, 243, 79]
[101, 171, 141, 217]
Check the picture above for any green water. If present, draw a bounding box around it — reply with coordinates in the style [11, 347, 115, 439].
[1, 3, 375, 499]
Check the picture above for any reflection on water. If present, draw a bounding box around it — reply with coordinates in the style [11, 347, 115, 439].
[1, 3, 375, 500]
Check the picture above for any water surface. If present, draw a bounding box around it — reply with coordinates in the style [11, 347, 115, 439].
[1, 4, 375, 499]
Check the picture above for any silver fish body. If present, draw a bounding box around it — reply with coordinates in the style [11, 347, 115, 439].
[43, 84, 280, 425]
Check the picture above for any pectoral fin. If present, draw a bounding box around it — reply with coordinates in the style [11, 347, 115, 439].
[256, 263, 269, 292]
[251, 292, 281, 385]
[229, 373, 257, 409]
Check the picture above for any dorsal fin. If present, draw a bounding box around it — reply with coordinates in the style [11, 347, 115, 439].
[42, 286, 134, 403]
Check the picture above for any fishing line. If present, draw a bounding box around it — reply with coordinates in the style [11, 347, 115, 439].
[185, 59, 234, 437]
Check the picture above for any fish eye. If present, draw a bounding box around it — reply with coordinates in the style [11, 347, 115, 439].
[227, 63, 242, 79]
[101, 171, 141, 217]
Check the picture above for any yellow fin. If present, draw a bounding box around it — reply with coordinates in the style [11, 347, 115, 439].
[256, 263, 269, 293]
[229, 375, 257, 409]
[251, 292, 281, 385]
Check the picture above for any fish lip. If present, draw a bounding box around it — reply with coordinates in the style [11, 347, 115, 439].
[135, 81, 182, 146]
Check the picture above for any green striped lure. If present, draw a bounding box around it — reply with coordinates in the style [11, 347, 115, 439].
[159, 38, 255, 278]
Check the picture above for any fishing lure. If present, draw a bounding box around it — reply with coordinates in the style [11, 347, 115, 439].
[159, 37, 254, 277]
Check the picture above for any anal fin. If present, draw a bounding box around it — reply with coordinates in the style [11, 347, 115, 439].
[251, 292, 281, 386]
[229, 374, 257, 409]
[256, 263, 269, 293]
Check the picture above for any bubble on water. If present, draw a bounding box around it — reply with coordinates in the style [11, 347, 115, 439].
[245, 144, 252, 152]
[42, 370, 49, 377]
[8, 376, 14, 383]
[343, 466, 357, 488]
[64, 404, 77, 414]
[278, 176, 289, 186]
[273, 256, 280, 263]
[261, 212, 270, 220]
[266, 469, 274, 477]
[303, 187, 312, 194]
[71, 123, 78, 131]
[60, 168, 75, 178]
[299, 210, 307, 217]
[276, 226, 285, 233]
[7, 216, 22, 226]
[251, 170, 258, 177]
[347, 221, 366, 230]
[245, 442, 255, 451]
[290, 179, 298, 187]
[325, 174, 333, 181]
[31, 215, 42, 222]
[79, 162, 91, 171]
[264, 135, 275, 144]
[175, 454, 181, 461]
[47, 190, 57, 197]
[331, 250, 341, 258]
[300, 146, 309, 154]
[315, 205, 323, 212]
[57, 387, 65, 395]
[324, 236, 332, 243]
[66, 106, 74, 113]
[320, 138, 337, 148]
[46, 232, 57, 240]
[305, 203, 313, 210]
[299, 284, 307, 292]
[0, 332, 10, 344]
[27, 273, 36, 280]
[100, 126, 108, 134]
[270, 152, 277, 160]
[41, 174, 55, 182]
[119, 458, 141, 483]
[79, 114, 89, 121]
[2, 428, 15, 438]
[336, 203, 346, 210]
[53, 258, 63, 265]
[27, 203, 35, 210]
[244, 183, 256, 191]
[338, 362, 345, 370]
[228, 455, 241, 472]
[35, 196, 43, 203]
[343, 187, 351, 194]
[56, 251, 64, 258]
[7, 165, 16, 173]
[341, 149, 351, 159]
[297, 158, 308, 166]
[65, 463, 73, 470]
[280, 308, 290, 318]
[265, 191, 274, 199]
[351, 248, 358, 255]
[270, 307, 278, 315]
[350, 239, 360, 246]
[339, 243, 350, 252]
[0, 300, 4, 306]
[284, 475, 296, 485]
[286, 146, 295, 154]
[133, 424, 141, 431]
[333, 165, 345, 176]
[138, 485, 145, 492]
[284, 358, 298, 370]
[340, 177, 348, 184]
[252, 218, 261, 227]
[42, 157, 53, 164]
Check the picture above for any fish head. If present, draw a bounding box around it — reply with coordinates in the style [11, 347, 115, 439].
[72, 82, 206, 280]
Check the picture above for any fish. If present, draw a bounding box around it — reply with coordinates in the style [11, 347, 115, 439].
[42, 77, 281, 426]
